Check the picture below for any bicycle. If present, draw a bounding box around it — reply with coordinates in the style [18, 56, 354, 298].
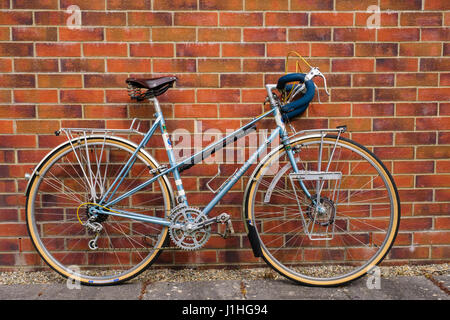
[24, 65, 400, 286]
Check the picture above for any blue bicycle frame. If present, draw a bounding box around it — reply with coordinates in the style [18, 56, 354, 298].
[94, 85, 308, 227]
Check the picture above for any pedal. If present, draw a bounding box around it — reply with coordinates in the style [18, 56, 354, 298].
[215, 213, 234, 239]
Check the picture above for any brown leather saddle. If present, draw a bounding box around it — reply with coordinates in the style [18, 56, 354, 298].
[126, 76, 177, 100]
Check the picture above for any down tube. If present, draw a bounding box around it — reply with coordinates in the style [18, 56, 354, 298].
[202, 127, 281, 216]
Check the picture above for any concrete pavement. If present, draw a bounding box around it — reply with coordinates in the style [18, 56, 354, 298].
[0, 275, 448, 300]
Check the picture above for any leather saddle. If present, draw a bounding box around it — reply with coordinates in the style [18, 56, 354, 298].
[126, 76, 177, 100]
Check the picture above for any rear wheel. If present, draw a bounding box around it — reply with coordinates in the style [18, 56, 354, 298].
[245, 135, 400, 286]
[26, 137, 173, 285]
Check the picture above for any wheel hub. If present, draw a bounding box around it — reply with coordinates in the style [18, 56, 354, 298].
[86, 204, 109, 224]
[306, 196, 336, 227]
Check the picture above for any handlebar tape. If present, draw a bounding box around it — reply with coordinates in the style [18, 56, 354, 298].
[276, 73, 315, 122]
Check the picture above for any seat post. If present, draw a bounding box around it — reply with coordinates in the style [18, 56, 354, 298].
[149, 97, 162, 115]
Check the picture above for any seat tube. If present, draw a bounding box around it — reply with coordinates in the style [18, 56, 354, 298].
[150, 97, 188, 206]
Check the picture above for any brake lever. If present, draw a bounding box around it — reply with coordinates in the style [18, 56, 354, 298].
[305, 67, 330, 97]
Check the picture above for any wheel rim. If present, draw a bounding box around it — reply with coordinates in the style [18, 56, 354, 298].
[248, 137, 399, 285]
[27, 138, 171, 284]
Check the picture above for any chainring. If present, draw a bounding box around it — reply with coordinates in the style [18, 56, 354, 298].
[169, 206, 211, 251]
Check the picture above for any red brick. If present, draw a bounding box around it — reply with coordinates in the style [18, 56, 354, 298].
[154, 0, 197, 10]
[419, 88, 450, 101]
[0, 11, 32, 25]
[353, 74, 394, 87]
[198, 59, 241, 73]
[420, 58, 450, 71]
[435, 217, 450, 229]
[266, 43, 309, 57]
[0, 105, 35, 118]
[106, 28, 150, 42]
[107, 0, 151, 10]
[219, 12, 262, 26]
[396, 103, 437, 116]
[60, 90, 104, 103]
[389, 247, 429, 260]
[355, 12, 399, 27]
[0, 135, 36, 148]
[153, 28, 196, 42]
[34, 11, 66, 25]
[332, 59, 374, 72]
[128, 12, 172, 26]
[417, 146, 450, 159]
[422, 28, 450, 41]
[14, 89, 58, 103]
[82, 12, 126, 26]
[0, 74, 35, 88]
[176, 44, 220, 57]
[61, 59, 105, 72]
[394, 161, 435, 174]
[373, 118, 414, 131]
[0, 43, 33, 57]
[12, 27, 57, 41]
[378, 28, 420, 42]
[292, 0, 333, 10]
[13, 0, 58, 9]
[14, 58, 58, 72]
[415, 203, 450, 216]
[243, 59, 284, 72]
[380, 0, 422, 10]
[396, 73, 438, 87]
[60, 27, 104, 42]
[355, 43, 398, 57]
[175, 12, 217, 26]
[197, 89, 240, 103]
[223, 43, 265, 57]
[375, 88, 417, 101]
[424, 0, 450, 10]
[36, 43, 81, 57]
[401, 12, 442, 26]
[176, 74, 219, 88]
[312, 43, 354, 57]
[351, 132, 393, 145]
[417, 175, 450, 188]
[414, 232, 449, 245]
[417, 118, 450, 130]
[174, 104, 218, 118]
[61, 0, 105, 10]
[396, 132, 436, 145]
[38, 74, 82, 88]
[265, 13, 308, 26]
[436, 160, 450, 173]
[311, 13, 354, 26]
[84, 74, 128, 88]
[84, 43, 128, 57]
[16, 120, 59, 134]
[331, 88, 373, 102]
[220, 74, 262, 88]
[38, 105, 82, 119]
[153, 59, 196, 73]
[130, 43, 174, 57]
[107, 59, 151, 73]
[289, 28, 331, 41]
[245, 0, 287, 11]
[334, 28, 376, 42]
[376, 58, 418, 72]
[352, 103, 394, 116]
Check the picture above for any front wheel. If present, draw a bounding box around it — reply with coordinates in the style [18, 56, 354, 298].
[26, 136, 173, 285]
[244, 135, 400, 286]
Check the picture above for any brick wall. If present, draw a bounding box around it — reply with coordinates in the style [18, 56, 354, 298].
[0, 0, 449, 269]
